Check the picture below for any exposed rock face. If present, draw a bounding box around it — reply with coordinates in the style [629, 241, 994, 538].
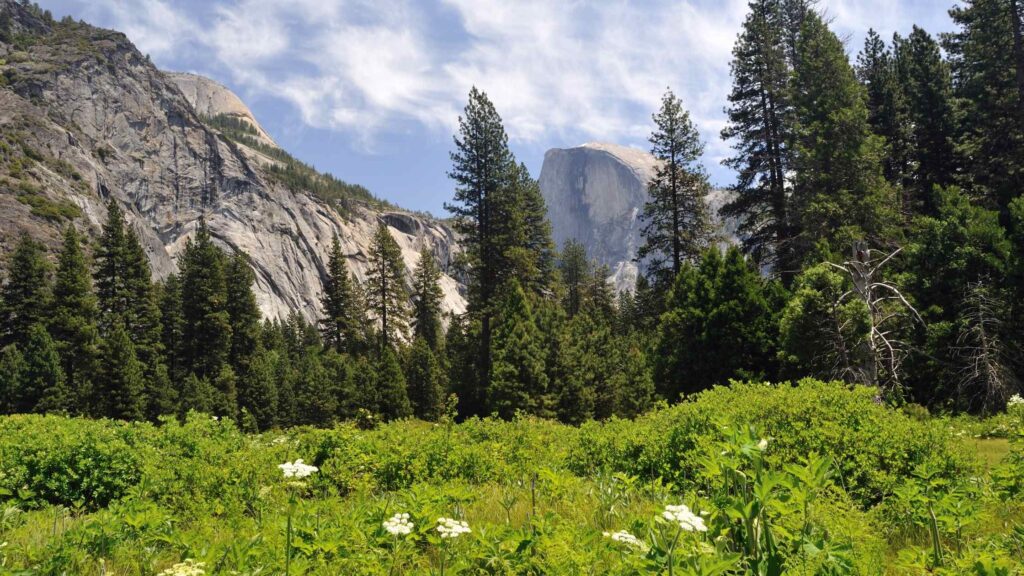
[166, 71, 278, 149]
[539, 142, 735, 291]
[0, 1, 466, 321]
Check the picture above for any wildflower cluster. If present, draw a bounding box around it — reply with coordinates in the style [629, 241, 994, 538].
[1009, 394, 1024, 408]
[157, 559, 206, 576]
[603, 530, 649, 552]
[436, 517, 471, 539]
[663, 504, 707, 532]
[278, 459, 318, 479]
[384, 512, 414, 536]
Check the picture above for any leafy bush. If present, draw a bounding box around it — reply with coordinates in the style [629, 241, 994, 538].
[568, 379, 972, 505]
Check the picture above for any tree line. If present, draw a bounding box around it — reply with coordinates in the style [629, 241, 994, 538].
[1, 0, 1023, 426]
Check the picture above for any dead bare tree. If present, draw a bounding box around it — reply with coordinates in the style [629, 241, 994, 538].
[953, 281, 1019, 414]
[826, 243, 923, 393]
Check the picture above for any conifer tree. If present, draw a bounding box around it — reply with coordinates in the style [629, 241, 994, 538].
[157, 274, 185, 384]
[488, 279, 547, 419]
[292, 350, 335, 426]
[721, 0, 797, 282]
[1, 235, 50, 349]
[898, 26, 957, 215]
[97, 321, 146, 421]
[238, 347, 278, 430]
[366, 222, 409, 350]
[19, 324, 70, 414]
[857, 30, 914, 196]
[557, 309, 615, 422]
[790, 12, 896, 261]
[638, 89, 712, 289]
[319, 234, 362, 353]
[374, 346, 412, 421]
[405, 336, 445, 421]
[946, 0, 1024, 212]
[412, 246, 445, 351]
[559, 240, 590, 318]
[512, 163, 557, 293]
[0, 344, 26, 414]
[179, 373, 215, 417]
[445, 313, 481, 416]
[94, 200, 163, 372]
[446, 87, 518, 403]
[49, 226, 99, 413]
[608, 335, 656, 418]
[179, 220, 231, 380]
[225, 251, 262, 371]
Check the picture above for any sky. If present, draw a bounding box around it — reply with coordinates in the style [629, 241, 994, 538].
[39, 0, 958, 216]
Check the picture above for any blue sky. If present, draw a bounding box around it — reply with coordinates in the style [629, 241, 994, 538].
[40, 0, 957, 216]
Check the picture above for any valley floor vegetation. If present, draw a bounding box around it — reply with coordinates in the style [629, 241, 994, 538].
[0, 381, 1021, 574]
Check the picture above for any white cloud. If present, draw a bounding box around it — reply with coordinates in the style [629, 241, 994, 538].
[52, 0, 956, 166]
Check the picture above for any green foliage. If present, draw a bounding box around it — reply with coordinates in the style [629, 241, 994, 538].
[319, 234, 363, 354]
[489, 279, 548, 419]
[14, 190, 82, 221]
[411, 247, 445, 352]
[179, 220, 231, 381]
[405, 337, 445, 421]
[48, 226, 99, 413]
[366, 223, 409, 350]
[0, 235, 51, 349]
[97, 321, 146, 421]
[639, 88, 713, 288]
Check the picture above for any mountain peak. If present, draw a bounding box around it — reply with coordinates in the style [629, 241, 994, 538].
[165, 71, 278, 149]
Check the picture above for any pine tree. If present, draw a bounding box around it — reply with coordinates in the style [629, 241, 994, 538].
[446, 87, 518, 406]
[49, 226, 99, 414]
[608, 335, 656, 419]
[558, 240, 590, 318]
[654, 247, 781, 399]
[488, 279, 547, 419]
[366, 222, 409, 350]
[721, 0, 797, 282]
[898, 26, 957, 215]
[17, 324, 69, 414]
[405, 336, 445, 421]
[1, 235, 51, 349]
[638, 88, 713, 289]
[225, 251, 262, 371]
[857, 30, 914, 198]
[292, 350, 336, 426]
[512, 163, 557, 293]
[790, 12, 896, 261]
[319, 234, 362, 353]
[93, 200, 163, 373]
[557, 309, 615, 423]
[97, 321, 146, 421]
[157, 274, 185, 384]
[0, 344, 26, 414]
[946, 0, 1024, 213]
[179, 220, 231, 380]
[179, 373, 215, 417]
[445, 313, 481, 417]
[238, 347, 278, 430]
[412, 246, 445, 351]
[374, 346, 412, 421]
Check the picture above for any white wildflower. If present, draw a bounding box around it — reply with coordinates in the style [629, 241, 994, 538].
[157, 559, 206, 576]
[662, 504, 707, 532]
[757, 438, 769, 450]
[436, 517, 471, 539]
[603, 530, 649, 552]
[279, 459, 318, 479]
[384, 512, 414, 536]
[1009, 394, 1023, 408]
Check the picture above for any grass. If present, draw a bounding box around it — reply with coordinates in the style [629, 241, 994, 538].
[969, 437, 1012, 469]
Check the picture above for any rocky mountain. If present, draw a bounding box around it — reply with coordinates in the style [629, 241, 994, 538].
[0, 0, 466, 322]
[538, 142, 735, 291]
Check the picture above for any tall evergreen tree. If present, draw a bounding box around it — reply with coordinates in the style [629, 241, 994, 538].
[790, 12, 896, 261]
[49, 226, 99, 414]
[446, 87, 518, 406]
[898, 26, 957, 215]
[1, 235, 50, 349]
[225, 251, 262, 371]
[179, 220, 231, 380]
[946, 0, 1024, 213]
[412, 246, 445, 351]
[319, 234, 362, 353]
[0, 344, 26, 414]
[238, 347, 279, 430]
[721, 0, 797, 282]
[366, 222, 409, 350]
[22, 324, 71, 414]
[374, 346, 412, 421]
[157, 274, 185, 384]
[488, 279, 548, 419]
[405, 336, 446, 421]
[638, 89, 713, 289]
[857, 30, 914, 197]
[558, 240, 590, 319]
[97, 321, 146, 421]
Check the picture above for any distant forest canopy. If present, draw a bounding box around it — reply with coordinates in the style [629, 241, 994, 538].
[1, 0, 1023, 428]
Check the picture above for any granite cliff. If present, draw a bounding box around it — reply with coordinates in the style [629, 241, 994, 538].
[0, 1, 466, 321]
